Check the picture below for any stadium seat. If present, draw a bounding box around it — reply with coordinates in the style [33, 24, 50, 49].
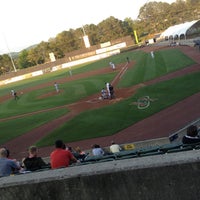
[159, 142, 182, 153]
[182, 142, 200, 150]
[167, 145, 193, 153]
[115, 154, 138, 160]
[83, 154, 116, 163]
[137, 146, 161, 157]
[115, 149, 138, 159]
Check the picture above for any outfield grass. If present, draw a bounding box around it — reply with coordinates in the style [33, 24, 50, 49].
[0, 48, 197, 147]
[0, 108, 68, 145]
[118, 48, 195, 87]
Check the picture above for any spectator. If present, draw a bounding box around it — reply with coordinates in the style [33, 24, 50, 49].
[74, 146, 87, 161]
[74, 146, 85, 155]
[110, 141, 122, 153]
[4, 147, 19, 164]
[50, 140, 77, 169]
[0, 148, 20, 177]
[22, 146, 48, 171]
[182, 125, 200, 144]
[66, 146, 75, 153]
[4, 147, 10, 159]
[65, 146, 80, 164]
[92, 144, 104, 156]
[1, 147, 20, 167]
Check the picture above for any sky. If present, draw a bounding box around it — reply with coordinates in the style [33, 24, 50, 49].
[0, 0, 176, 54]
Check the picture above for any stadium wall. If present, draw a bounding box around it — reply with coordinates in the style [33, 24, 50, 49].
[0, 36, 134, 86]
[1, 150, 200, 200]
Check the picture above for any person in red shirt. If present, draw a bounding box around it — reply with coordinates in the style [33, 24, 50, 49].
[50, 140, 77, 169]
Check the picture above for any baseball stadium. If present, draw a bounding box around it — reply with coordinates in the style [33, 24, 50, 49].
[1, 20, 200, 199]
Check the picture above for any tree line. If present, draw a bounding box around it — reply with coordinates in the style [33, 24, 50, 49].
[0, 0, 199, 75]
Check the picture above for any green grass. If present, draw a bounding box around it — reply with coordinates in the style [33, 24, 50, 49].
[0, 47, 198, 147]
[0, 108, 68, 145]
[0, 55, 126, 97]
[36, 71, 200, 147]
[0, 73, 116, 118]
[117, 48, 195, 87]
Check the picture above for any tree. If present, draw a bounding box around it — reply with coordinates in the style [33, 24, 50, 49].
[0, 54, 15, 74]
[97, 16, 128, 43]
[17, 50, 32, 69]
[55, 29, 78, 53]
[138, 2, 171, 34]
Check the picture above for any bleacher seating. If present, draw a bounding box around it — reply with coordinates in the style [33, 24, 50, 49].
[12, 140, 200, 177]
[79, 141, 200, 165]
[83, 154, 116, 163]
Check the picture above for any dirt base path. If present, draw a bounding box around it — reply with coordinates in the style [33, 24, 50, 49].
[2, 45, 200, 160]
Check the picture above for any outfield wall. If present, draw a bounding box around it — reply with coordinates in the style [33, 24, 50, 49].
[1, 150, 200, 200]
[0, 49, 121, 86]
[0, 36, 134, 86]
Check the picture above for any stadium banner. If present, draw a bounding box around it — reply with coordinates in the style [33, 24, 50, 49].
[100, 41, 111, 48]
[0, 47, 121, 85]
[32, 70, 43, 77]
[96, 42, 126, 54]
[62, 49, 120, 69]
[0, 70, 43, 86]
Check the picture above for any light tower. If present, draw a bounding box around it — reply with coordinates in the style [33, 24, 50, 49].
[3, 34, 17, 72]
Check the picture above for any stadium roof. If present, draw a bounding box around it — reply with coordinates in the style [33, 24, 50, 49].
[160, 20, 199, 38]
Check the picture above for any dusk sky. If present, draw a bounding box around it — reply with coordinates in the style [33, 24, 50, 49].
[0, 0, 176, 54]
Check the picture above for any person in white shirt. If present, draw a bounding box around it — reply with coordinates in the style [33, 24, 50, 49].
[105, 82, 110, 97]
[11, 90, 15, 96]
[110, 141, 121, 153]
[109, 62, 115, 70]
[92, 144, 104, 156]
[54, 82, 59, 93]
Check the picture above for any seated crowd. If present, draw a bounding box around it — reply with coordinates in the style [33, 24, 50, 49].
[0, 124, 199, 177]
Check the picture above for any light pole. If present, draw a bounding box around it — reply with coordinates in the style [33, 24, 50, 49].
[3, 34, 17, 72]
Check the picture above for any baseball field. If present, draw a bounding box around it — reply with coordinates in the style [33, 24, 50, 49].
[1, 45, 200, 160]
